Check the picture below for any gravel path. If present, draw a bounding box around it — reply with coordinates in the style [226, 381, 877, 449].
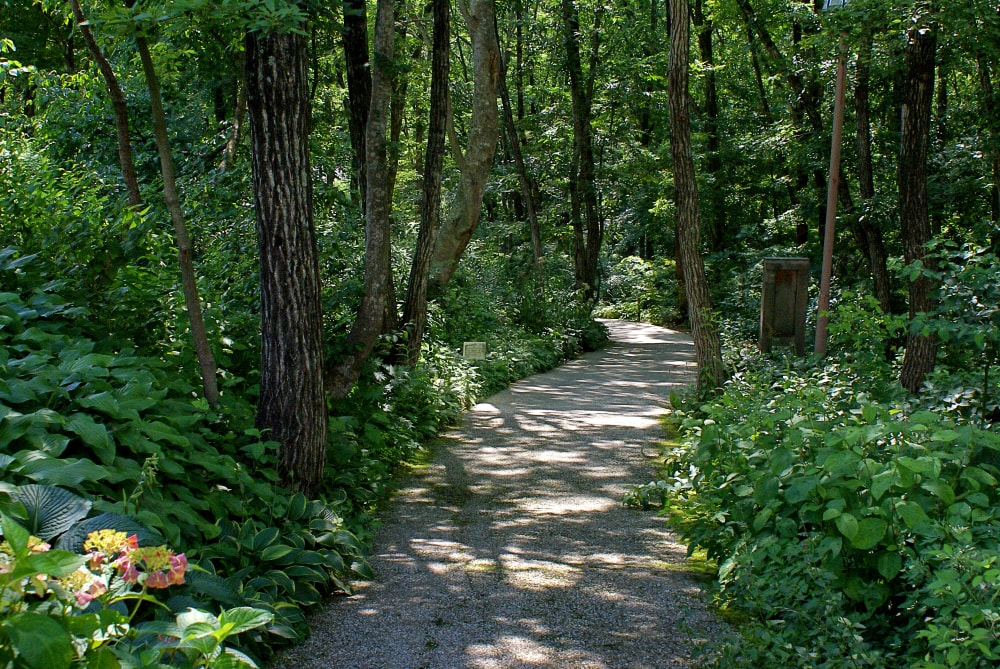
[272, 320, 723, 669]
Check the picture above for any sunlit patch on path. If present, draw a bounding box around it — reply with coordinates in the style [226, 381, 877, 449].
[273, 320, 722, 669]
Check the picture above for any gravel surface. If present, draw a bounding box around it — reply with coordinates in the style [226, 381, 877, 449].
[272, 320, 724, 669]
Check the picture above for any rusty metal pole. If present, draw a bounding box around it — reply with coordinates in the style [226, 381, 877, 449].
[815, 37, 847, 357]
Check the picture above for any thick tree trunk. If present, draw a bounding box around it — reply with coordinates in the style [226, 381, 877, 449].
[70, 0, 141, 208]
[898, 26, 938, 393]
[561, 0, 603, 302]
[343, 0, 372, 205]
[854, 26, 893, 314]
[428, 0, 502, 289]
[668, 0, 724, 393]
[328, 0, 396, 397]
[135, 35, 220, 407]
[246, 29, 327, 494]
[402, 0, 450, 365]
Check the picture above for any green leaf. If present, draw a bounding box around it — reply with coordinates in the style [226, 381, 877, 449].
[870, 469, 895, 501]
[3, 612, 74, 669]
[835, 513, 859, 540]
[286, 493, 308, 521]
[252, 527, 280, 552]
[850, 517, 887, 550]
[217, 607, 273, 636]
[66, 413, 114, 464]
[10, 484, 91, 541]
[260, 544, 297, 561]
[17, 456, 109, 487]
[10, 550, 86, 580]
[921, 480, 956, 505]
[1, 512, 30, 557]
[896, 501, 931, 529]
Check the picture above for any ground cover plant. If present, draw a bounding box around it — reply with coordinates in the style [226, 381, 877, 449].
[629, 284, 1000, 669]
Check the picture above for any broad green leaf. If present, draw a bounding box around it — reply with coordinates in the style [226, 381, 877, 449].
[921, 480, 956, 505]
[850, 518, 887, 550]
[252, 527, 281, 551]
[870, 469, 895, 501]
[286, 493, 308, 520]
[1, 512, 29, 556]
[11, 484, 91, 541]
[835, 513, 859, 541]
[10, 550, 85, 580]
[217, 607, 273, 636]
[138, 421, 189, 447]
[3, 612, 73, 669]
[17, 456, 109, 487]
[66, 413, 114, 464]
[896, 501, 931, 529]
[260, 544, 297, 561]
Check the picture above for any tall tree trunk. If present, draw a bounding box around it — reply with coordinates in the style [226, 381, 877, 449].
[343, 0, 372, 206]
[245, 29, 327, 494]
[668, 0, 724, 392]
[978, 57, 1000, 251]
[134, 34, 220, 407]
[428, 0, 502, 289]
[853, 25, 893, 313]
[219, 71, 246, 172]
[70, 0, 141, 207]
[898, 25, 938, 393]
[328, 0, 396, 397]
[402, 0, 450, 365]
[561, 0, 603, 302]
[497, 29, 542, 263]
[693, 0, 722, 250]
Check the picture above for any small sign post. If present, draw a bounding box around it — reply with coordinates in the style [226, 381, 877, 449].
[462, 342, 487, 360]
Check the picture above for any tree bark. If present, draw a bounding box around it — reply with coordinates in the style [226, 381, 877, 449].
[246, 28, 328, 493]
[402, 0, 450, 365]
[328, 0, 396, 397]
[134, 34, 220, 407]
[497, 27, 542, 263]
[561, 0, 603, 302]
[978, 57, 1000, 252]
[693, 0, 723, 250]
[668, 0, 724, 392]
[853, 25, 893, 314]
[898, 26, 938, 393]
[343, 0, 372, 206]
[219, 71, 246, 172]
[69, 0, 141, 208]
[428, 0, 502, 289]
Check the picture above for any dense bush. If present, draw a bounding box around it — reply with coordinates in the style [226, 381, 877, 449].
[629, 292, 1000, 668]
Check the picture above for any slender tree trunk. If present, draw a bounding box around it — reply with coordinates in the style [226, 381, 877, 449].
[854, 25, 893, 313]
[343, 0, 372, 206]
[668, 0, 724, 392]
[219, 72, 246, 172]
[497, 33, 542, 263]
[693, 0, 722, 250]
[70, 0, 141, 207]
[428, 0, 502, 289]
[978, 57, 1000, 251]
[402, 0, 450, 365]
[135, 35, 220, 407]
[898, 26, 938, 393]
[561, 0, 602, 302]
[246, 29, 327, 494]
[328, 0, 396, 397]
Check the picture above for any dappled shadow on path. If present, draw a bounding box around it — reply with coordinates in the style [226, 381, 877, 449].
[273, 320, 719, 669]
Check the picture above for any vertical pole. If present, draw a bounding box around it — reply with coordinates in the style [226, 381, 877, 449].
[815, 36, 847, 357]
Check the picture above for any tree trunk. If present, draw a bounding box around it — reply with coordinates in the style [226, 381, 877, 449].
[978, 57, 1000, 252]
[328, 0, 396, 397]
[693, 0, 723, 250]
[246, 29, 328, 494]
[898, 26, 938, 394]
[497, 37, 542, 264]
[854, 25, 893, 314]
[668, 0, 724, 393]
[343, 0, 372, 206]
[561, 0, 603, 302]
[428, 0, 502, 289]
[70, 0, 141, 208]
[401, 0, 450, 365]
[219, 71, 246, 172]
[135, 34, 220, 407]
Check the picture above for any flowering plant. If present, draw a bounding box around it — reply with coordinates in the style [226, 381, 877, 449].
[0, 514, 269, 669]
